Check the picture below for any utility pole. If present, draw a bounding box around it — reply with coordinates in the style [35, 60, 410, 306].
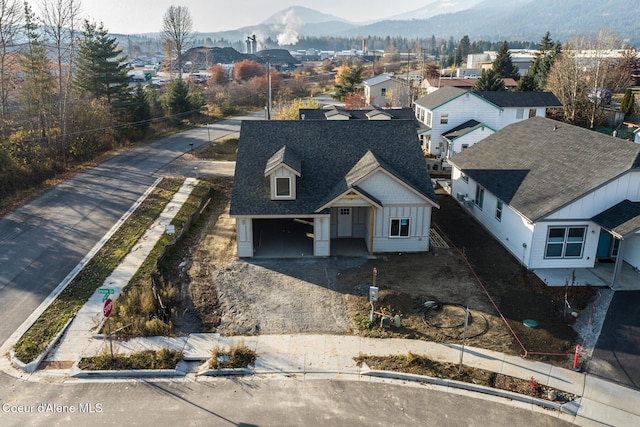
[267, 56, 272, 120]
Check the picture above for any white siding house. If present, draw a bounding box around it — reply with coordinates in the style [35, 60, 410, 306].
[450, 117, 640, 289]
[230, 120, 439, 258]
[364, 74, 410, 107]
[413, 87, 562, 157]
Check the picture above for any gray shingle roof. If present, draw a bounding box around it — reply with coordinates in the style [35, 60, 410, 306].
[414, 87, 467, 110]
[299, 106, 418, 121]
[591, 200, 640, 237]
[443, 120, 484, 140]
[264, 145, 301, 175]
[449, 117, 640, 222]
[230, 120, 437, 217]
[476, 91, 563, 108]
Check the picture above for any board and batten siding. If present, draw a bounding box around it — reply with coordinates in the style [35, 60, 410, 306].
[546, 171, 640, 220]
[235, 217, 253, 257]
[358, 170, 433, 252]
[372, 205, 431, 252]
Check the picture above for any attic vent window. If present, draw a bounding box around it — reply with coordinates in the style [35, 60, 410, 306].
[275, 177, 291, 197]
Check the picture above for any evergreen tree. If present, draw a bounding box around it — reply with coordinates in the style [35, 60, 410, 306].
[454, 35, 471, 66]
[129, 84, 152, 132]
[492, 41, 519, 80]
[75, 20, 130, 107]
[332, 64, 364, 101]
[163, 79, 203, 122]
[472, 69, 505, 92]
[620, 88, 635, 116]
[524, 32, 562, 91]
[516, 74, 536, 92]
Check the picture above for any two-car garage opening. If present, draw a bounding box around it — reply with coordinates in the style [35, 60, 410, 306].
[252, 219, 314, 257]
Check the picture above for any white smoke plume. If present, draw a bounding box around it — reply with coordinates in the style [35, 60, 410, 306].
[276, 9, 302, 46]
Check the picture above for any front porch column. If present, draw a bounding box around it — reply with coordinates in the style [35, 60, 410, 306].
[369, 206, 375, 256]
[611, 238, 625, 289]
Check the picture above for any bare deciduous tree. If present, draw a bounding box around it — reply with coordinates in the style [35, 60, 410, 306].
[162, 5, 193, 80]
[40, 0, 82, 167]
[0, 0, 22, 134]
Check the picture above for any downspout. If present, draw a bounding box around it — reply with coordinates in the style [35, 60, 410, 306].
[369, 206, 375, 256]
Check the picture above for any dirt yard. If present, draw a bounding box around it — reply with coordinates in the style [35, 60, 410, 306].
[173, 176, 596, 366]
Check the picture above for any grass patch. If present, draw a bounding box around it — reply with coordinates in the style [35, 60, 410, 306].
[208, 343, 257, 369]
[195, 138, 238, 161]
[78, 348, 182, 370]
[108, 180, 214, 337]
[13, 178, 184, 364]
[355, 352, 494, 386]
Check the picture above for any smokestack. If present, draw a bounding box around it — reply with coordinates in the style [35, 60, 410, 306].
[251, 35, 257, 54]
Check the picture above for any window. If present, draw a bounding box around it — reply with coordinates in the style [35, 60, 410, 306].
[275, 177, 291, 197]
[390, 218, 410, 237]
[495, 200, 503, 221]
[475, 185, 484, 209]
[528, 108, 537, 118]
[461, 173, 468, 183]
[425, 111, 432, 127]
[440, 113, 449, 124]
[516, 108, 524, 119]
[381, 88, 387, 97]
[545, 227, 586, 258]
[461, 144, 469, 151]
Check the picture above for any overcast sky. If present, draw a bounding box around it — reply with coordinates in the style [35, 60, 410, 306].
[29, 1, 428, 34]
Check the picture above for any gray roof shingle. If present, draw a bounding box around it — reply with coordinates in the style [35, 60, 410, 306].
[449, 117, 640, 222]
[414, 87, 467, 110]
[592, 200, 640, 237]
[230, 120, 437, 217]
[476, 91, 563, 108]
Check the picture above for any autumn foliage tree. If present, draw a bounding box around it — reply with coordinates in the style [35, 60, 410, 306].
[233, 59, 265, 81]
[208, 64, 229, 85]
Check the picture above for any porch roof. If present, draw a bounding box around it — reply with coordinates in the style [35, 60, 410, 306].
[592, 199, 640, 237]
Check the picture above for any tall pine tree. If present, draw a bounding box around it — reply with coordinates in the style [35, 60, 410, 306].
[75, 21, 130, 109]
[472, 69, 505, 92]
[492, 41, 519, 80]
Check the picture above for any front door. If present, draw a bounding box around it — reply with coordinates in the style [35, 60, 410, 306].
[337, 208, 352, 237]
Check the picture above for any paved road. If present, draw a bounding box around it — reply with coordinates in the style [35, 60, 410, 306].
[0, 374, 572, 427]
[588, 290, 640, 389]
[0, 112, 259, 347]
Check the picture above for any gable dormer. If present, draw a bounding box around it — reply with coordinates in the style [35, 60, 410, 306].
[264, 145, 301, 200]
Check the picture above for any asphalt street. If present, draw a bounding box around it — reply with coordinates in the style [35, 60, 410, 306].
[0, 374, 572, 427]
[0, 111, 261, 347]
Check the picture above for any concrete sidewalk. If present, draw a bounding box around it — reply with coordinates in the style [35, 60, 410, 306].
[64, 332, 637, 426]
[42, 177, 199, 364]
[3, 175, 640, 427]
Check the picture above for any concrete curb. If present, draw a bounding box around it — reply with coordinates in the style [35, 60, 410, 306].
[196, 367, 253, 377]
[10, 315, 76, 373]
[363, 369, 578, 416]
[69, 357, 187, 379]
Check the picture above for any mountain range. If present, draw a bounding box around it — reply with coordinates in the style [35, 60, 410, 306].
[198, 0, 637, 46]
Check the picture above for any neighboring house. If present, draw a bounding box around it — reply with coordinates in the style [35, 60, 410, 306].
[413, 87, 562, 158]
[363, 73, 411, 107]
[442, 120, 496, 158]
[449, 116, 640, 289]
[421, 77, 518, 94]
[230, 120, 439, 258]
[299, 106, 420, 122]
